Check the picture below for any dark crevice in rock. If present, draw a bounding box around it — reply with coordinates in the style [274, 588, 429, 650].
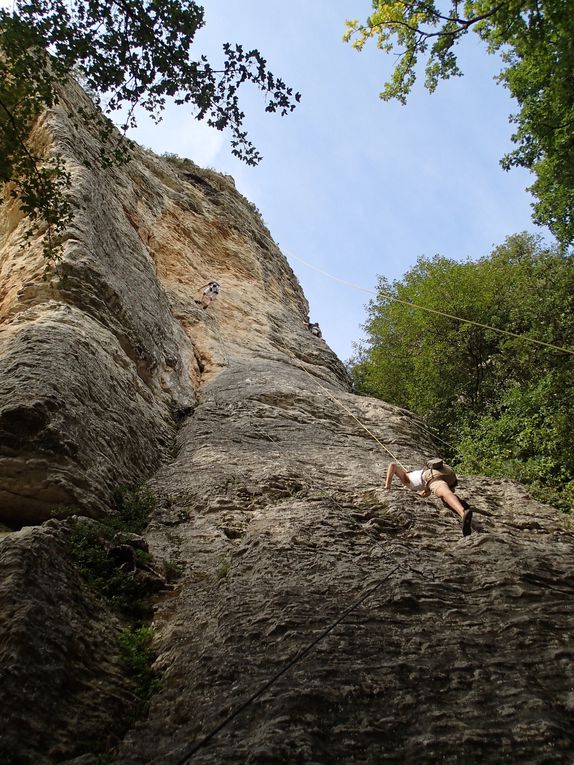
[182, 171, 220, 197]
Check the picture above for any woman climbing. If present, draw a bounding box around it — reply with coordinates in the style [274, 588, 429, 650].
[385, 458, 473, 536]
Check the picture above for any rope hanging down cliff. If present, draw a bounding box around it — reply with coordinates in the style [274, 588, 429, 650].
[165, 393, 432, 764]
[296, 363, 409, 471]
[167, 564, 401, 765]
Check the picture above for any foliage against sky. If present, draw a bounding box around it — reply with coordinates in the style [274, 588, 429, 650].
[345, 1, 574, 245]
[0, 0, 299, 258]
[351, 232, 574, 510]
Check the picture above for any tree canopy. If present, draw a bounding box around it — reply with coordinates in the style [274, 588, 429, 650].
[351, 233, 574, 512]
[344, 1, 574, 245]
[0, 0, 300, 257]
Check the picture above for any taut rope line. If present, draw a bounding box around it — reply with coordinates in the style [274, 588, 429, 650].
[297, 365, 409, 472]
[289, 253, 574, 357]
[169, 566, 400, 765]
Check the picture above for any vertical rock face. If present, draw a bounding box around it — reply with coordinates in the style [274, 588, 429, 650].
[1, 82, 573, 764]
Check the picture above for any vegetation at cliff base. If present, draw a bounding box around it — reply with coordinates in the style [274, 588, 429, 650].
[350, 233, 574, 512]
[67, 486, 160, 621]
[0, 0, 300, 259]
[345, 1, 574, 245]
[64, 486, 165, 752]
[66, 486, 167, 715]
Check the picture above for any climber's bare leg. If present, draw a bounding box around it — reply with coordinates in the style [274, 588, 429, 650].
[385, 463, 410, 489]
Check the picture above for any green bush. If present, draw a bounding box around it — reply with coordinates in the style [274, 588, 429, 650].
[67, 486, 158, 620]
[118, 626, 161, 701]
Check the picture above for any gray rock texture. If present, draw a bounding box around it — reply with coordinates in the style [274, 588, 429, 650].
[115, 362, 574, 765]
[0, 522, 137, 764]
[0, 81, 573, 764]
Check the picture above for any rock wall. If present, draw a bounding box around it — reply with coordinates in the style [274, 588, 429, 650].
[0, 523, 137, 764]
[1, 82, 573, 764]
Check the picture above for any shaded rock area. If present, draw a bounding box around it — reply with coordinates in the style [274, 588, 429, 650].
[0, 79, 573, 764]
[0, 304, 177, 524]
[0, 523, 137, 764]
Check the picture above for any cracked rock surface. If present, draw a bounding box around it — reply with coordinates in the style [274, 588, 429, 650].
[0, 80, 573, 764]
[117, 363, 574, 765]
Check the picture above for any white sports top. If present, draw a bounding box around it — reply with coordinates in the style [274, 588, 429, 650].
[407, 469, 425, 491]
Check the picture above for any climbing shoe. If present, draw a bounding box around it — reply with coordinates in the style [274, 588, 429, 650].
[462, 508, 473, 537]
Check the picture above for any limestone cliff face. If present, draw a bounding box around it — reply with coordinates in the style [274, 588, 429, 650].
[1, 82, 574, 765]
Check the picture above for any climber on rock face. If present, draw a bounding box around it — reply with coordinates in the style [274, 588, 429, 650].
[195, 280, 220, 309]
[385, 462, 425, 494]
[306, 320, 322, 339]
[385, 458, 473, 536]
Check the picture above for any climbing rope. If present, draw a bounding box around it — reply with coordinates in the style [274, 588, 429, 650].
[296, 364, 409, 471]
[164, 384, 433, 764]
[289, 253, 574, 357]
[169, 564, 400, 765]
[299, 365, 459, 462]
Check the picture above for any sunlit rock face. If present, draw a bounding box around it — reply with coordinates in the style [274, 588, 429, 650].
[0, 81, 573, 765]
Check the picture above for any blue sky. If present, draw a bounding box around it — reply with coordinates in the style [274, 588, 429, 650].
[124, 2, 547, 363]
